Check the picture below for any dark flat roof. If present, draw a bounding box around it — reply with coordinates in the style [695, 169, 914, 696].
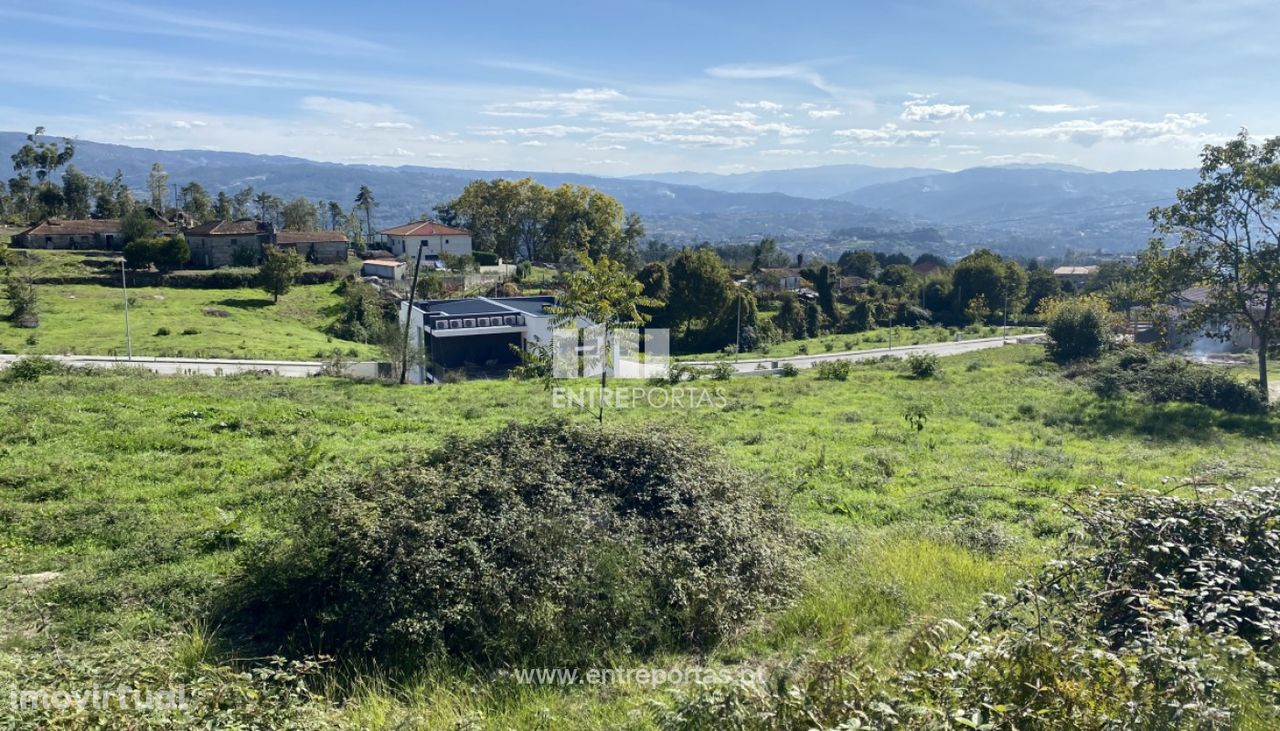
[413, 295, 556, 319]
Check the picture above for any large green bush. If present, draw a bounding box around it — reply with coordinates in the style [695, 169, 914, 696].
[1040, 294, 1117, 363]
[664, 486, 1280, 730]
[229, 420, 802, 667]
[1081, 347, 1267, 414]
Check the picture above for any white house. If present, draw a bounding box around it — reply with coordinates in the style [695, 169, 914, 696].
[380, 221, 473, 260]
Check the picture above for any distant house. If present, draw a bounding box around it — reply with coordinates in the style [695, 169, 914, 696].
[272, 230, 350, 264]
[400, 295, 558, 382]
[755, 267, 804, 292]
[1053, 266, 1100, 286]
[185, 220, 349, 268]
[361, 258, 406, 280]
[380, 221, 472, 260]
[14, 219, 124, 250]
[185, 220, 272, 268]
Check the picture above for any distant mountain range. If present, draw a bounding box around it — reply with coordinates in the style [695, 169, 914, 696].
[2, 132, 1199, 255]
[627, 164, 945, 200]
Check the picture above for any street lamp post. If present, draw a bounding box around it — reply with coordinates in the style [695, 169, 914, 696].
[119, 258, 132, 360]
[401, 244, 425, 384]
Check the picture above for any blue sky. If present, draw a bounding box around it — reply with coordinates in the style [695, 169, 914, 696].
[0, 0, 1274, 174]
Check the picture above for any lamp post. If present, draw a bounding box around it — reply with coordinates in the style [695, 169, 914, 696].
[400, 244, 425, 384]
[118, 258, 132, 360]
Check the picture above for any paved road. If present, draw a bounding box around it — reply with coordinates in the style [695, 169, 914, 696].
[0, 353, 382, 378]
[0, 334, 1041, 380]
[686, 333, 1043, 375]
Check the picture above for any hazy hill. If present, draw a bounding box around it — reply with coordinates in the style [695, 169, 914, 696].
[628, 163, 944, 199]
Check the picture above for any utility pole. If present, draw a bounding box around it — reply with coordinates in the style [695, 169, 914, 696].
[400, 245, 425, 384]
[735, 287, 742, 362]
[120, 259, 132, 360]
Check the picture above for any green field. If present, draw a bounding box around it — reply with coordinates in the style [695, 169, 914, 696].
[2, 344, 1276, 728]
[0, 282, 378, 360]
[678, 324, 1039, 360]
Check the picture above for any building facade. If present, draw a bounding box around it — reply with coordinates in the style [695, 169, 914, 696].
[380, 221, 473, 260]
[13, 219, 125, 250]
[185, 220, 349, 268]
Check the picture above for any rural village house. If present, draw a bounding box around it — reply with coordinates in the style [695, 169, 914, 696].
[184, 219, 349, 268]
[380, 221, 473, 260]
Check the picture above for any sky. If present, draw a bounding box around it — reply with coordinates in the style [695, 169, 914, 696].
[0, 0, 1275, 175]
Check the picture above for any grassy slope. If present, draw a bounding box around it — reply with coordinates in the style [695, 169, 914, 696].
[1, 345, 1277, 728]
[0, 282, 378, 360]
[677, 324, 1038, 360]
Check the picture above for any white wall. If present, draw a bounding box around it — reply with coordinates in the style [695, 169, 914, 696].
[390, 234, 473, 259]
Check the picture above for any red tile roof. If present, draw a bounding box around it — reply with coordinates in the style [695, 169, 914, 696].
[276, 230, 349, 244]
[378, 221, 471, 237]
[185, 219, 265, 236]
[20, 219, 122, 236]
[363, 259, 404, 267]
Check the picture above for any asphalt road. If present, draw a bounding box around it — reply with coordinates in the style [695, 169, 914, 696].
[0, 334, 1041, 380]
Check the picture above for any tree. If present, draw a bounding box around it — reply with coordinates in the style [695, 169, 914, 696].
[838, 249, 878, 278]
[839, 296, 877, 333]
[9, 127, 74, 222]
[1025, 266, 1062, 315]
[773, 293, 807, 340]
[5, 270, 38, 327]
[180, 181, 213, 223]
[254, 192, 283, 225]
[914, 252, 948, 269]
[153, 235, 190, 272]
[60, 165, 93, 219]
[122, 237, 158, 269]
[549, 252, 658, 423]
[258, 246, 304, 303]
[801, 264, 839, 320]
[355, 185, 377, 246]
[232, 186, 255, 219]
[327, 201, 345, 231]
[952, 249, 1025, 324]
[92, 170, 133, 219]
[876, 263, 913, 288]
[665, 247, 733, 336]
[213, 191, 233, 220]
[147, 163, 169, 211]
[281, 197, 319, 231]
[120, 208, 157, 244]
[1146, 131, 1280, 398]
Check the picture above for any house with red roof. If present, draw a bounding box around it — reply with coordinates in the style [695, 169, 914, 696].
[379, 221, 472, 261]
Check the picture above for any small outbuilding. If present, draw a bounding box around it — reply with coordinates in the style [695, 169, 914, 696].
[361, 258, 406, 280]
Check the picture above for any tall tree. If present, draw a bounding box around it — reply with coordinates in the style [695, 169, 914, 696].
[92, 170, 133, 219]
[147, 163, 169, 212]
[281, 197, 319, 230]
[355, 185, 377, 246]
[213, 191, 233, 220]
[665, 247, 733, 335]
[327, 201, 345, 231]
[232, 186, 255, 219]
[60, 165, 93, 219]
[10, 127, 74, 222]
[180, 181, 214, 222]
[1146, 131, 1280, 399]
[254, 192, 283, 225]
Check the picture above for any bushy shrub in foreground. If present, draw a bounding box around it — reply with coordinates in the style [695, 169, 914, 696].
[663, 486, 1280, 730]
[230, 420, 802, 667]
[1081, 346, 1267, 414]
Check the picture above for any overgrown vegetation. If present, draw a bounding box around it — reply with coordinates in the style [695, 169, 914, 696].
[1040, 294, 1118, 364]
[229, 421, 801, 667]
[664, 485, 1280, 729]
[1079, 347, 1268, 414]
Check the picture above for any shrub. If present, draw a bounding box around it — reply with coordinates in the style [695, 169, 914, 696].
[154, 326, 171, 336]
[181, 327, 200, 336]
[1039, 295, 1118, 364]
[814, 359, 851, 381]
[779, 362, 799, 377]
[1, 355, 69, 382]
[1081, 347, 1267, 414]
[905, 352, 940, 378]
[472, 250, 500, 266]
[228, 421, 801, 667]
[710, 360, 735, 381]
[663, 486, 1280, 730]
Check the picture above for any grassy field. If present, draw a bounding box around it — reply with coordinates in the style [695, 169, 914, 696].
[2, 344, 1276, 727]
[0, 282, 379, 360]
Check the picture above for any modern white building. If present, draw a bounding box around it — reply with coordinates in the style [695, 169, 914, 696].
[400, 295, 558, 383]
[380, 221, 473, 260]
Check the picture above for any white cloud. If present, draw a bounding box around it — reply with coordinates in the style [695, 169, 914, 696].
[807, 109, 843, 119]
[833, 123, 942, 146]
[474, 124, 601, 138]
[706, 62, 836, 94]
[736, 100, 785, 111]
[300, 96, 399, 119]
[170, 120, 206, 129]
[1016, 112, 1210, 145]
[982, 152, 1057, 165]
[483, 88, 627, 118]
[597, 109, 810, 139]
[519, 140, 547, 147]
[368, 121, 413, 130]
[900, 99, 1004, 123]
[1028, 103, 1099, 113]
[562, 88, 625, 101]
[391, 147, 414, 157]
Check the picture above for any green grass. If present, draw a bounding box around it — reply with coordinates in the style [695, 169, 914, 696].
[1, 345, 1276, 728]
[0, 282, 378, 359]
[679, 325, 1039, 360]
